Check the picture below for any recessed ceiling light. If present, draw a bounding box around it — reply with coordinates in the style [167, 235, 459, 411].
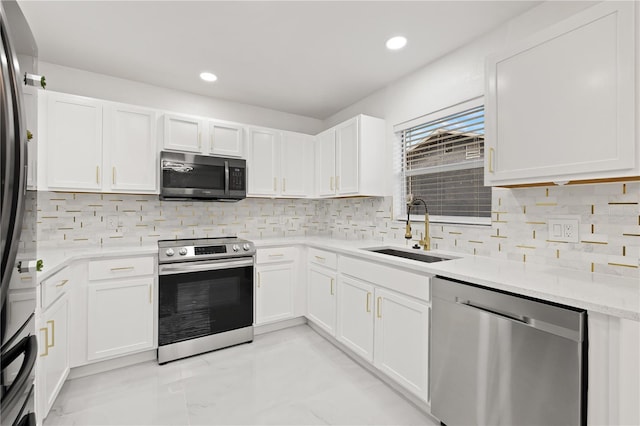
[386, 36, 407, 50]
[200, 72, 218, 82]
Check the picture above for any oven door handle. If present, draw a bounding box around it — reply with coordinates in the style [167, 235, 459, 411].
[159, 258, 254, 275]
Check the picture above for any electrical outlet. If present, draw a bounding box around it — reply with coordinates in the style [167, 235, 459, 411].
[548, 216, 580, 243]
[106, 215, 118, 231]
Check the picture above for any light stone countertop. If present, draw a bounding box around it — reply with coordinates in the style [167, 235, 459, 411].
[35, 237, 639, 321]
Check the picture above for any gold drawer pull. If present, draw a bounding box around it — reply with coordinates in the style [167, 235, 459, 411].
[257, 272, 261, 288]
[96, 166, 100, 184]
[110, 266, 135, 271]
[55, 279, 69, 288]
[39, 327, 49, 357]
[314, 256, 325, 262]
[366, 292, 371, 313]
[376, 297, 382, 318]
[112, 166, 116, 184]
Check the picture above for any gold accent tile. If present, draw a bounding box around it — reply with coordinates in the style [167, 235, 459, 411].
[490, 235, 508, 239]
[532, 230, 536, 239]
[608, 202, 638, 205]
[591, 205, 595, 214]
[581, 240, 608, 245]
[493, 220, 508, 224]
[468, 240, 484, 244]
[473, 248, 477, 255]
[498, 243, 502, 252]
[623, 183, 627, 194]
[449, 231, 462, 235]
[591, 263, 595, 273]
[545, 188, 549, 197]
[556, 249, 560, 259]
[73, 238, 88, 241]
[608, 262, 638, 269]
[523, 254, 526, 262]
[622, 233, 640, 237]
[523, 206, 527, 214]
[516, 245, 536, 250]
[622, 246, 626, 256]
[536, 202, 557, 206]
[491, 211, 508, 214]
[591, 224, 595, 234]
[526, 221, 546, 225]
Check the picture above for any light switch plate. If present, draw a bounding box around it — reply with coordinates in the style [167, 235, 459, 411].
[548, 216, 580, 243]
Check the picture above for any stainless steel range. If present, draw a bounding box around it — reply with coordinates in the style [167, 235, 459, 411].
[157, 237, 255, 364]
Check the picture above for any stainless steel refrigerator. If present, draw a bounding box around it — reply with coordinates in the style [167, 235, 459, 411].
[1, 1, 38, 424]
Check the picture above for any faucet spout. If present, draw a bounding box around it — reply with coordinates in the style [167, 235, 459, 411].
[409, 198, 430, 251]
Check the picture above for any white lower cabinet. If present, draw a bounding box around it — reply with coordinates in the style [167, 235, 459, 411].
[307, 265, 337, 335]
[336, 273, 429, 401]
[255, 264, 295, 324]
[36, 292, 69, 420]
[336, 276, 374, 362]
[373, 287, 429, 400]
[87, 278, 154, 361]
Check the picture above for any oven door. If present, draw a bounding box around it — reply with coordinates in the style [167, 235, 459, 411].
[158, 258, 253, 347]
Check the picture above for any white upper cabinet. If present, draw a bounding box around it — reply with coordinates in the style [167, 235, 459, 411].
[315, 115, 387, 197]
[281, 131, 314, 197]
[163, 113, 203, 153]
[316, 129, 336, 196]
[46, 92, 103, 190]
[105, 104, 157, 193]
[209, 120, 244, 157]
[23, 86, 38, 189]
[485, 2, 637, 186]
[247, 127, 280, 196]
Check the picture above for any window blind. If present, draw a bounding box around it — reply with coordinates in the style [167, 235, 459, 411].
[400, 104, 491, 221]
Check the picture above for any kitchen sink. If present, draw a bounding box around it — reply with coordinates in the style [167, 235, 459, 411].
[364, 248, 455, 263]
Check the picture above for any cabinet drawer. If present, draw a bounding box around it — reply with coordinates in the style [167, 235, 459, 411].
[308, 248, 337, 270]
[256, 247, 297, 264]
[41, 267, 72, 309]
[88, 256, 154, 281]
[340, 256, 430, 301]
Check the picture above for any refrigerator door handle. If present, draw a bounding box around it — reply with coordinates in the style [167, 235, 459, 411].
[0, 335, 37, 416]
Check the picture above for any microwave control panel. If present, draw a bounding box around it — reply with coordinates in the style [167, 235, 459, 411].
[229, 167, 246, 190]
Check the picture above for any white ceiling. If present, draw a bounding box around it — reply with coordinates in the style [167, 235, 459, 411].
[18, 1, 539, 120]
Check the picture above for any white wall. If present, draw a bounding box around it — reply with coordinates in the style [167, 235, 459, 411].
[38, 61, 324, 134]
[322, 1, 597, 198]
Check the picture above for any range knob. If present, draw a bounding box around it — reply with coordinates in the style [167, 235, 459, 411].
[165, 248, 175, 257]
[179, 248, 188, 256]
[232, 244, 240, 252]
[243, 243, 251, 251]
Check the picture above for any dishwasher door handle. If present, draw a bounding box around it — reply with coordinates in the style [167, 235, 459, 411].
[456, 298, 582, 342]
[456, 299, 529, 324]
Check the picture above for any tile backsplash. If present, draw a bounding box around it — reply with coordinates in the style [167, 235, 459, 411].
[36, 181, 639, 278]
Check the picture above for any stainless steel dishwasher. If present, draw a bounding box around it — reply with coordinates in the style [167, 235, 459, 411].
[431, 276, 587, 426]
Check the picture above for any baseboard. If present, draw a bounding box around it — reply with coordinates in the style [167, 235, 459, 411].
[255, 316, 307, 335]
[68, 349, 157, 380]
[306, 320, 437, 421]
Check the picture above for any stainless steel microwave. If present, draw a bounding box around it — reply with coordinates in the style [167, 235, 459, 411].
[160, 151, 246, 201]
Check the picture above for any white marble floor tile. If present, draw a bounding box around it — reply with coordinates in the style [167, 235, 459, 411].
[45, 325, 438, 426]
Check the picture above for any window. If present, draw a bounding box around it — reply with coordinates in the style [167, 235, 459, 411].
[397, 98, 491, 225]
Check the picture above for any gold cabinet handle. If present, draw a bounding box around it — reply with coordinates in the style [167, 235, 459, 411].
[376, 297, 382, 318]
[330, 176, 334, 191]
[110, 266, 135, 271]
[112, 166, 116, 184]
[489, 148, 495, 173]
[314, 256, 325, 262]
[257, 272, 261, 288]
[330, 278, 334, 295]
[39, 327, 49, 357]
[47, 320, 55, 349]
[366, 292, 371, 313]
[55, 279, 69, 288]
[96, 166, 100, 184]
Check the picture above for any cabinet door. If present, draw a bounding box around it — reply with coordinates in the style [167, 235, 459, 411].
[281, 131, 313, 197]
[247, 128, 279, 196]
[37, 293, 69, 418]
[164, 113, 202, 153]
[485, 2, 635, 185]
[87, 278, 154, 361]
[47, 93, 102, 190]
[108, 105, 157, 192]
[374, 288, 429, 401]
[336, 117, 359, 195]
[209, 121, 244, 157]
[315, 129, 336, 197]
[336, 276, 374, 362]
[256, 264, 294, 324]
[23, 86, 38, 189]
[307, 265, 336, 335]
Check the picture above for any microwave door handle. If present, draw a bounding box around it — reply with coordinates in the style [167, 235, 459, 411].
[224, 160, 230, 195]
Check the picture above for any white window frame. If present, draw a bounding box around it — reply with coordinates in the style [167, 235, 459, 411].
[393, 96, 491, 226]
